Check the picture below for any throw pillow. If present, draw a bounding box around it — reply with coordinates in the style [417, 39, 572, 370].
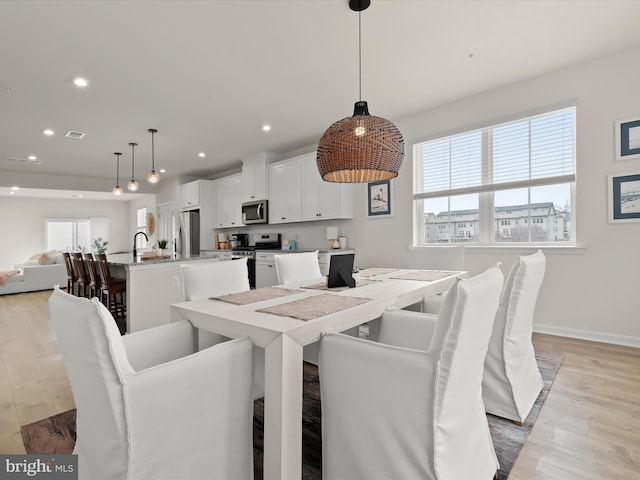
[39, 252, 56, 265]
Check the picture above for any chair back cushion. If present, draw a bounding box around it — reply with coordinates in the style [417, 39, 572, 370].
[180, 258, 249, 301]
[274, 251, 322, 285]
[407, 246, 465, 271]
[49, 287, 132, 479]
[431, 265, 503, 478]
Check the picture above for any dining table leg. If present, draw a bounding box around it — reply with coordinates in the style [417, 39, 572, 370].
[263, 334, 304, 480]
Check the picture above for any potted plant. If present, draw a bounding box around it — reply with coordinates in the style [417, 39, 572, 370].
[158, 239, 168, 256]
[92, 237, 108, 254]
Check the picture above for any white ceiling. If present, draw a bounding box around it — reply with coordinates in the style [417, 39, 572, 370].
[2, 0, 640, 195]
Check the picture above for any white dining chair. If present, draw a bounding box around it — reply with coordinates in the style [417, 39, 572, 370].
[482, 250, 546, 424]
[49, 287, 254, 480]
[274, 251, 323, 286]
[180, 258, 265, 399]
[408, 245, 465, 314]
[274, 251, 356, 364]
[319, 265, 504, 480]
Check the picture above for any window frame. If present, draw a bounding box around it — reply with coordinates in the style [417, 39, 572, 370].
[413, 105, 577, 247]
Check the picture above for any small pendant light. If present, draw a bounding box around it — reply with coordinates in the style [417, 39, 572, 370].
[127, 142, 139, 191]
[112, 152, 123, 196]
[147, 128, 160, 183]
[316, 0, 405, 183]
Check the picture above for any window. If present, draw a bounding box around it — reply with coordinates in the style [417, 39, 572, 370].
[44, 218, 90, 251]
[136, 207, 148, 249]
[414, 106, 575, 245]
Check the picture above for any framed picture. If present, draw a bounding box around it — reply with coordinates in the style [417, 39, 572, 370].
[367, 179, 392, 217]
[615, 116, 640, 161]
[608, 171, 640, 223]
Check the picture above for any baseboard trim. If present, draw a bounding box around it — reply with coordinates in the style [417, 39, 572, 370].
[534, 323, 640, 349]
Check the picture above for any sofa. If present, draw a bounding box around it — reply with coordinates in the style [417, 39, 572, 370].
[0, 251, 68, 295]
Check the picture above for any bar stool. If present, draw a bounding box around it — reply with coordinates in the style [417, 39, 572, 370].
[83, 253, 102, 299]
[96, 258, 127, 333]
[62, 252, 77, 294]
[71, 252, 90, 297]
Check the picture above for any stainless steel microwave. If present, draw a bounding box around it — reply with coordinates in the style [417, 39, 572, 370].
[242, 200, 268, 224]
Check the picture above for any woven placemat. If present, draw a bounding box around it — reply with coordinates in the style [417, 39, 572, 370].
[359, 268, 400, 278]
[211, 287, 300, 305]
[256, 294, 370, 321]
[390, 270, 458, 282]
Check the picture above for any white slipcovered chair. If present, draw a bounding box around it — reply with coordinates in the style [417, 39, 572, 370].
[274, 251, 323, 286]
[408, 245, 465, 314]
[482, 250, 546, 424]
[180, 258, 265, 399]
[319, 265, 504, 480]
[49, 287, 254, 480]
[274, 251, 356, 364]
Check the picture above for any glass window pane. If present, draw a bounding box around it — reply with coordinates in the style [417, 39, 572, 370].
[47, 221, 74, 251]
[531, 184, 571, 242]
[449, 194, 479, 243]
[77, 220, 91, 252]
[493, 188, 529, 242]
[137, 208, 147, 228]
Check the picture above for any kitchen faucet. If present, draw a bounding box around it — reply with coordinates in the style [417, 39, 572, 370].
[133, 232, 149, 259]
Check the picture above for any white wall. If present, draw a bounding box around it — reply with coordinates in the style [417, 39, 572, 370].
[354, 45, 640, 347]
[0, 196, 130, 269]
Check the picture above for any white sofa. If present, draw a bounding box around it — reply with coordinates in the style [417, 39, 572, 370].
[0, 255, 67, 295]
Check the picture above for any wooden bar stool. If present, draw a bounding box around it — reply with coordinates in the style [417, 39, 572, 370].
[71, 252, 90, 297]
[62, 252, 77, 294]
[83, 253, 102, 299]
[96, 258, 127, 333]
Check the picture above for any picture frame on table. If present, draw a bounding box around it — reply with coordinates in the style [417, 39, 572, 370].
[367, 179, 392, 217]
[608, 170, 640, 223]
[615, 116, 640, 161]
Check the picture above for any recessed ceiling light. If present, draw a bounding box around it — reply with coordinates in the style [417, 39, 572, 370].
[73, 77, 89, 87]
[28, 155, 37, 161]
[9, 191, 15, 195]
[262, 124, 272, 132]
[11, 186, 19, 190]
[71, 194, 83, 198]
[159, 169, 166, 173]
[198, 152, 206, 158]
[43, 129, 54, 136]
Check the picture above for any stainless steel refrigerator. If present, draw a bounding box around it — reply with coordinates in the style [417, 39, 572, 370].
[178, 210, 200, 258]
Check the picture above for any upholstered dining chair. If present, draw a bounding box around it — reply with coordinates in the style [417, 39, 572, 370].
[482, 250, 546, 424]
[180, 258, 264, 399]
[49, 287, 255, 480]
[407, 245, 465, 314]
[274, 251, 323, 286]
[274, 251, 356, 364]
[319, 265, 504, 480]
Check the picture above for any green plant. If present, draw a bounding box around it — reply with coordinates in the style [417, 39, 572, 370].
[92, 237, 108, 254]
[158, 239, 168, 249]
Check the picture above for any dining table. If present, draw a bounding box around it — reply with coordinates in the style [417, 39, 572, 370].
[170, 267, 466, 480]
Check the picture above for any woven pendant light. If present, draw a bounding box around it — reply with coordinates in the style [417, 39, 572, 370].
[317, 0, 404, 183]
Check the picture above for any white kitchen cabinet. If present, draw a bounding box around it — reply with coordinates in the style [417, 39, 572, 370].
[180, 180, 203, 210]
[241, 151, 282, 202]
[268, 158, 302, 224]
[255, 252, 278, 288]
[300, 153, 353, 221]
[213, 173, 243, 228]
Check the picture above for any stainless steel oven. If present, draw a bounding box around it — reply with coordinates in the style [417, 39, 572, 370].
[242, 200, 268, 225]
[231, 233, 281, 288]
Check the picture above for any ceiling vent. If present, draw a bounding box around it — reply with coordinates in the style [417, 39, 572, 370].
[65, 130, 86, 139]
[4, 156, 42, 165]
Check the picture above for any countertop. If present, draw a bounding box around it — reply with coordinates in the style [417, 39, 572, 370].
[106, 252, 230, 268]
[255, 248, 355, 254]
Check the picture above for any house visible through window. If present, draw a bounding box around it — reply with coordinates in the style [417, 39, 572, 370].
[413, 106, 576, 245]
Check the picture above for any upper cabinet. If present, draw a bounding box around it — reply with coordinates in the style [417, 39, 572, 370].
[300, 153, 353, 221]
[241, 151, 283, 202]
[269, 158, 302, 224]
[269, 152, 353, 224]
[180, 180, 202, 210]
[213, 174, 243, 228]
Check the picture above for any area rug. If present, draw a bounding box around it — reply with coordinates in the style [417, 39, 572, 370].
[22, 349, 563, 480]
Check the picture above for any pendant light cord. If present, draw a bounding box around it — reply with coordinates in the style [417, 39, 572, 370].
[151, 131, 155, 170]
[358, 10, 362, 102]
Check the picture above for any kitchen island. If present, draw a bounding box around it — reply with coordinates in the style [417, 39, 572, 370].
[106, 251, 233, 333]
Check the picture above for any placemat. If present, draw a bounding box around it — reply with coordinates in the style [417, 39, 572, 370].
[211, 287, 300, 305]
[390, 270, 457, 282]
[358, 268, 400, 278]
[302, 279, 380, 291]
[256, 294, 370, 321]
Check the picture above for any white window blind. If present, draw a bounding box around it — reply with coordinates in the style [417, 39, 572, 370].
[414, 107, 575, 199]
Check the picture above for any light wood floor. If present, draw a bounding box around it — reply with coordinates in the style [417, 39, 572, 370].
[1, 290, 640, 478]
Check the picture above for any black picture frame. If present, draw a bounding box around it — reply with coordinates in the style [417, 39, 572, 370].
[615, 116, 640, 161]
[608, 171, 640, 223]
[367, 179, 392, 217]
